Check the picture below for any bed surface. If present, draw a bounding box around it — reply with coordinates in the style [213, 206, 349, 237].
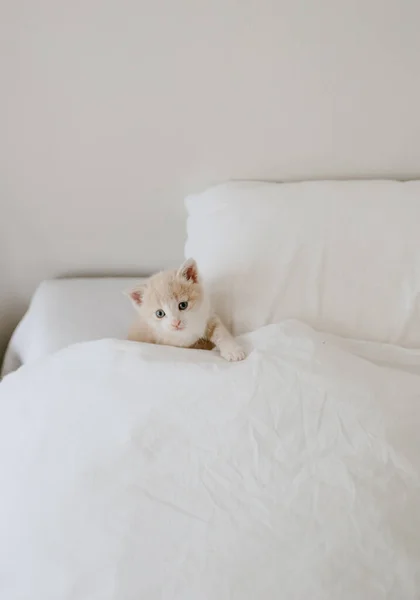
[1, 320, 420, 598]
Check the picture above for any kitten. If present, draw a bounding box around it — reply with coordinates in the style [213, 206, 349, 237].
[125, 258, 246, 361]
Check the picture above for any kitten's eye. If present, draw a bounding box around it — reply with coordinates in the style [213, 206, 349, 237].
[178, 301, 188, 311]
[155, 309, 166, 319]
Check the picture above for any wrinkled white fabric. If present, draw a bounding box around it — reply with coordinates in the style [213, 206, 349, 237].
[185, 180, 420, 345]
[1, 321, 420, 599]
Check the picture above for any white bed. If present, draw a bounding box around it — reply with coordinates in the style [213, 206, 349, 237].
[1, 180, 420, 599]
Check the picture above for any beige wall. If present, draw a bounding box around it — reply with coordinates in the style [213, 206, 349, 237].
[1, 0, 420, 359]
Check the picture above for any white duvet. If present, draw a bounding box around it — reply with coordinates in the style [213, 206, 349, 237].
[1, 321, 420, 600]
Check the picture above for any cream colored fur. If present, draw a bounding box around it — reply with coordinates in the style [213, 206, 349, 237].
[125, 259, 245, 361]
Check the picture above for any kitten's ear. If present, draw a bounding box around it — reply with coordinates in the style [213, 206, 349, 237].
[178, 258, 199, 283]
[124, 283, 146, 307]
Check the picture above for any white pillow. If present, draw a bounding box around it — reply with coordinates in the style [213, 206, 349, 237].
[1, 278, 143, 376]
[185, 180, 420, 346]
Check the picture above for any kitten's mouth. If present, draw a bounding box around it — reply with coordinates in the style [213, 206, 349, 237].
[171, 325, 185, 331]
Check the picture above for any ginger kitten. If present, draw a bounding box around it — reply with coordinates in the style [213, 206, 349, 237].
[125, 258, 246, 361]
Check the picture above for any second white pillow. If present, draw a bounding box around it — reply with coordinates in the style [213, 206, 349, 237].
[185, 180, 420, 346]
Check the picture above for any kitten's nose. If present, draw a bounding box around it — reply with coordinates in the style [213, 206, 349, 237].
[172, 319, 181, 328]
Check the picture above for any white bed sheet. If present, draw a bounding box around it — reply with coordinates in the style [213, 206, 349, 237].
[1, 277, 143, 377]
[1, 320, 420, 599]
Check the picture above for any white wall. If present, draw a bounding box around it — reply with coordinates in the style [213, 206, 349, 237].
[1, 0, 420, 358]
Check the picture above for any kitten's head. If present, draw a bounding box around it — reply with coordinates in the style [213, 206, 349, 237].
[126, 258, 209, 344]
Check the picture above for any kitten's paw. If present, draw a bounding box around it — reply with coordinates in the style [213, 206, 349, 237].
[220, 345, 246, 362]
